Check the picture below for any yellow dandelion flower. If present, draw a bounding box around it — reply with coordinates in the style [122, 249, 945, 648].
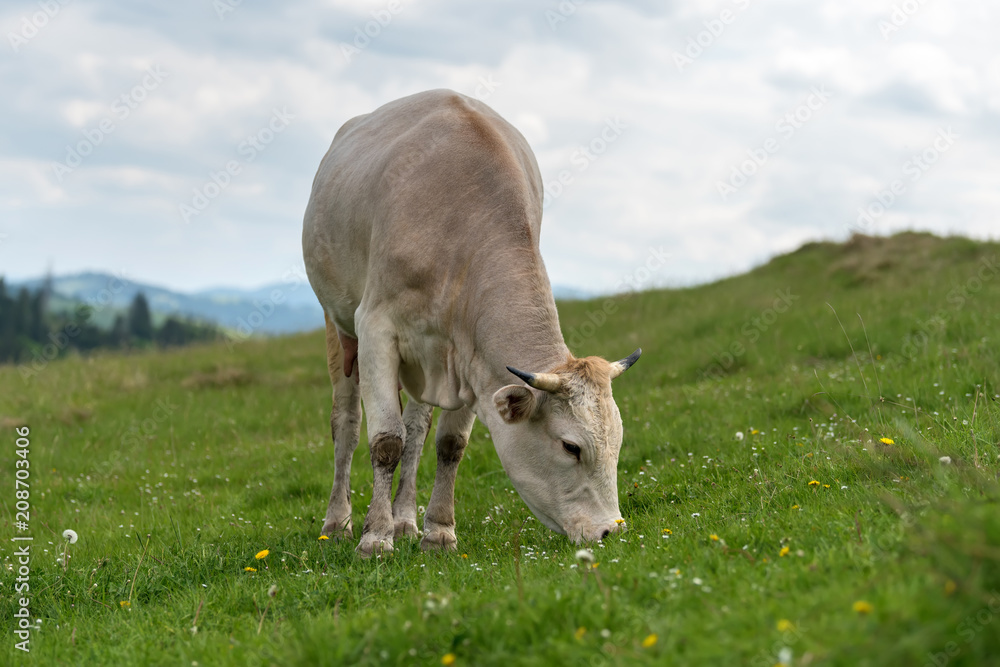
[318, 535, 330, 541]
[776, 619, 794, 632]
[791, 504, 799, 509]
[751, 429, 759, 435]
[779, 546, 790, 557]
[710, 534, 719, 541]
[255, 549, 269, 560]
[662, 528, 672, 535]
[461, 554, 469, 559]
[119, 600, 131, 608]
[944, 580, 957, 596]
[853, 600, 873, 614]
[591, 562, 600, 570]
[642, 633, 658, 648]
[574, 626, 587, 640]
[880, 437, 894, 445]
[244, 566, 256, 572]
[808, 480, 820, 487]
[823, 484, 830, 489]
[442, 653, 456, 666]
[615, 519, 625, 525]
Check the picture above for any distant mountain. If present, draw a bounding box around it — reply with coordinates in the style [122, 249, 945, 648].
[7, 272, 590, 336]
[10, 272, 324, 335]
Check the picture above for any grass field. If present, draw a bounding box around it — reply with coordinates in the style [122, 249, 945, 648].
[2, 232, 999, 666]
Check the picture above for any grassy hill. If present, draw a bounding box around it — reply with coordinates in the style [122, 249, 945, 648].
[2, 232, 998, 665]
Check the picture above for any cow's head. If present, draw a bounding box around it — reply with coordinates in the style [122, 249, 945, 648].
[491, 349, 640, 543]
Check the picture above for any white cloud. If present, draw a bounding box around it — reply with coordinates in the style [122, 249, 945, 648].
[1, 0, 997, 294]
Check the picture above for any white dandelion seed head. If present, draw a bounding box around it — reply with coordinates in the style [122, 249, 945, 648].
[62, 529, 78, 544]
[778, 647, 793, 665]
[268, 584, 278, 598]
[939, 456, 953, 464]
[574, 549, 595, 564]
[735, 431, 744, 441]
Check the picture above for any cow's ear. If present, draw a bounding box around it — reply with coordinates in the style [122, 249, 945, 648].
[493, 385, 537, 423]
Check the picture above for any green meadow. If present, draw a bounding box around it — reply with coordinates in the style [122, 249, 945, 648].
[2, 231, 999, 666]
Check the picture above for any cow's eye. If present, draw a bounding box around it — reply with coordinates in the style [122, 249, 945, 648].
[562, 441, 582, 460]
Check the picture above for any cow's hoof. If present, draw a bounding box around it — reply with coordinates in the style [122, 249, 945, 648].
[394, 519, 419, 538]
[321, 520, 353, 541]
[420, 530, 457, 551]
[357, 533, 394, 558]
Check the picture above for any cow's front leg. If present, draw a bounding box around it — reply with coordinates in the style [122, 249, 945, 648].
[356, 316, 405, 558]
[422, 406, 475, 551]
[393, 398, 433, 538]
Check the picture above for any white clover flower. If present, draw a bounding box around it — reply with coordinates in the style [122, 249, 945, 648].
[939, 456, 953, 464]
[62, 529, 78, 544]
[778, 647, 793, 666]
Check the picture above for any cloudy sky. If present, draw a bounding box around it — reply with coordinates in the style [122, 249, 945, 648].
[2, 0, 997, 294]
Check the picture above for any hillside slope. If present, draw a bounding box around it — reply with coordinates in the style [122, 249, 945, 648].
[1, 232, 998, 666]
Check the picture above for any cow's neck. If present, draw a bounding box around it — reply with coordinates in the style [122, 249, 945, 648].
[462, 254, 569, 416]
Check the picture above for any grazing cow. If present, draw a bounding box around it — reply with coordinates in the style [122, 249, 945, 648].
[302, 89, 640, 557]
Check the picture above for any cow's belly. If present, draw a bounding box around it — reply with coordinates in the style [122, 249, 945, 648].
[396, 327, 466, 410]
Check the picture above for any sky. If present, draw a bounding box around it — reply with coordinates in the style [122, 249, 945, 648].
[1, 0, 998, 294]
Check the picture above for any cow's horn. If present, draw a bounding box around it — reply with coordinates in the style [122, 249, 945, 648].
[609, 348, 641, 379]
[506, 366, 563, 393]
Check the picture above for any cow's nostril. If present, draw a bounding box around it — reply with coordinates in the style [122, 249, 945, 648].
[600, 529, 611, 540]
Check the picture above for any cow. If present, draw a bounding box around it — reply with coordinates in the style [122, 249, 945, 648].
[302, 89, 640, 557]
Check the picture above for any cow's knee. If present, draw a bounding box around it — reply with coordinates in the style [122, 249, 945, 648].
[437, 434, 467, 465]
[370, 432, 403, 468]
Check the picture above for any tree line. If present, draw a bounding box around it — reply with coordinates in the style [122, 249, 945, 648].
[0, 278, 221, 364]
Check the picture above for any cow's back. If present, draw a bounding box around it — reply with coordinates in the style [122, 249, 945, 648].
[302, 89, 544, 337]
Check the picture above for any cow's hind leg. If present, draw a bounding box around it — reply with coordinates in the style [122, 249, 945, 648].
[321, 314, 362, 539]
[393, 398, 433, 538]
[421, 406, 475, 551]
[355, 312, 406, 557]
